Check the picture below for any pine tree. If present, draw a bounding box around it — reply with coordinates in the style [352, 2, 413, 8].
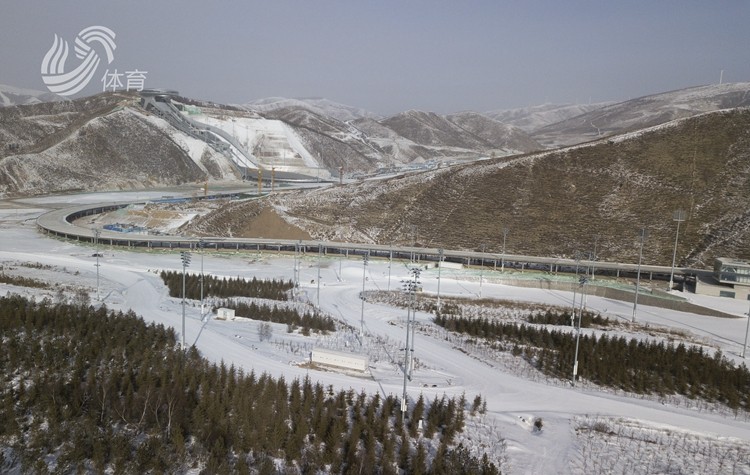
[410, 441, 427, 475]
[409, 393, 425, 437]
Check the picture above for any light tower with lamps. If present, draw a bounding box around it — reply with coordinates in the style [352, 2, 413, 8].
[180, 251, 191, 351]
[94, 229, 101, 302]
[360, 251, 369, 336]
[570, 253, 582, 327]
[572, 275, 588, 386]
[479, 243, 486, 298]
[317, 243, 322, 313]
[742, 303, 750, 358]
[668, 209, 687, 291]
[436, 248, 444, 314]
[402, 267, 421, 380]
[632, 228, 648, 324]
[401, 266, 421, 421]
[293, 240, 301, 300]
[198, 238, 205, 320]
[501, 227, 509, 272]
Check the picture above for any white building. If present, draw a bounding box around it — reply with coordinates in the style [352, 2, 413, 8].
[215, 307, 236, 320]
[695, 258, 750, 300]
[311, 348, 368, 372]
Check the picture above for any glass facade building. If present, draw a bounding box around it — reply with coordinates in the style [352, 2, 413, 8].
[713, 258, 750, 286]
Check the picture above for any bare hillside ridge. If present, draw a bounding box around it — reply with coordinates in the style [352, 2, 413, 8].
[532, 83, 750, 148]
[186, 108, 750, 267]
[0, 93, 238, 195]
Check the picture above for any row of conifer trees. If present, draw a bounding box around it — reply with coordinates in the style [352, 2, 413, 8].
[216, 298, 336, 334]
[0, 295, 499, 474]
[434, 312, 750, 413]
[160, 271, 293, 301]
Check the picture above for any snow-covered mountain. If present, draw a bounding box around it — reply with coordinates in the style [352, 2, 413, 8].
[0, 93, 239, 195]
[531, 82, 750, 147]
[485, 102, 610, 132]
[0, 83, 68, 107]
[379, 110, 541, 154]
[4, 82, 750, 196]
[244, 96, 381, 122]
[445, 111, 543, 153]
[220, 107, 750, 266]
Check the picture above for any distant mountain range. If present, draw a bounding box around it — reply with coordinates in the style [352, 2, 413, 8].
[2, 81, 749, 210]
[192, 105, 750, 267]
[0, 84, 67, 107]
[530, 83, 750, 147]
[243, 97, 381, 122]
[485, 103, 611, 132]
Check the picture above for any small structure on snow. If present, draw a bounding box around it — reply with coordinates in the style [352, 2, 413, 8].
[311, 348, 368, 373]
[215, 307, 235, 320]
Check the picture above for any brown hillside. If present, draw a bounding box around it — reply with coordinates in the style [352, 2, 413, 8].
[186, 108, 750, 268]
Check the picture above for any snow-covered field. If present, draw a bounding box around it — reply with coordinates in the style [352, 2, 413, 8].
[1, 191, 749, 474]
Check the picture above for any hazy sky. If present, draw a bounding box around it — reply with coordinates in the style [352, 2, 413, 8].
[1, 1, 747, 115]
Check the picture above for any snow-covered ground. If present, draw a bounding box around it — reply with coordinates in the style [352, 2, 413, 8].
[1, 192, 749, 474]
[191, 114, 320, 170]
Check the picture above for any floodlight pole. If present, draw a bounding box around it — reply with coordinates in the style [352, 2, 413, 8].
[338, 249, 342, 282]
[199, 239, 205, 319]
[501, 227, 509, 272]
[406, 267, 421, 380]
[632, 228, 647, 324]
[571, 254, 581, 326]
[668, 210, 687, 291]
[293, 240, 301, 300]
[387, 248, 393, 291]
[410, 225, 417, 263]
[400, 266, 421, 419]
[317, 243, 322, 312]
[401, 294, 411, 423]
[741, 302, 750, 358]
[436, 249, 444, 314]
[360, 252, 369, 336]
[573, 276, 588, 386]
[180, 251, 192, 351]
[591, 235, 599, 281]
[94, 229, 100, 302]
[479, 243, 486, 298]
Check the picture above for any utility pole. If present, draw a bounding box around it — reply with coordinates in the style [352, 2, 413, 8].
[360, 251, 369, 336]
[669, 210, 687, 291]
[591, 235, 599, 281]
[436, 249, 444, 314]
[742, 302, 750, 358]
[94, 229, 100, 302]
[180, 251, 191, 351]
[401, 298, 411, 423]
[387, 248, 392, 291]
[479, 243, 486, 298]
[571, 253, 581, 327]
[317, 243, 322, 313]
[402, 267, 421, 380]
[632, 228, 648, 324]
[501, 227, 509, 272]
[293, 240, 302, 300]
[338, 249, 343, 282]
[199, 239, 205, 320]
[410, 225, 417, 264]
[573, 275, 588, 386]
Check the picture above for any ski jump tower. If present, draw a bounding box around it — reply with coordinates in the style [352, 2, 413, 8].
[139, 89, 260, 179]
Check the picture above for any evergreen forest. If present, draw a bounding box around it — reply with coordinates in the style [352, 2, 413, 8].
[434, 312, 750, 413]
[160, 271, 293, 301]
[0, 294, 499, 474]
[215, 299, 336, 334]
